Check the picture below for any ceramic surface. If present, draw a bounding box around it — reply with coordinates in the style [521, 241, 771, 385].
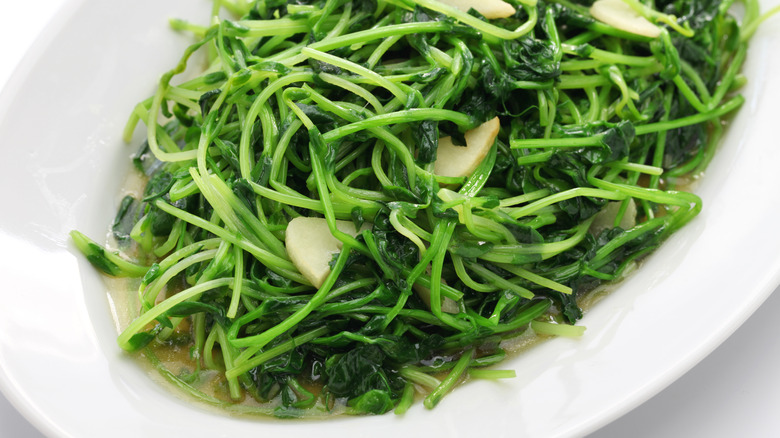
[1, 1, 779, 437]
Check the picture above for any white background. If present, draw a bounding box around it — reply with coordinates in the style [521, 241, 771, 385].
[1, 1, 778, 437]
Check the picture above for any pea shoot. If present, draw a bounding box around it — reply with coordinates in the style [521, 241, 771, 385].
[73, 0, 771, 417]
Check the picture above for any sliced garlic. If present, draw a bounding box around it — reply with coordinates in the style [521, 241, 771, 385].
[590, 0, 661, 39]
[434, 116, 500, 178]
[589, 198, 637, 236]
[436, 0, 516, 19]
[414, 282, 460, 314]
[285, 217, 365, 288]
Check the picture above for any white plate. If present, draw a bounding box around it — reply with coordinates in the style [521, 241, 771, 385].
[1, 1, 779, 437]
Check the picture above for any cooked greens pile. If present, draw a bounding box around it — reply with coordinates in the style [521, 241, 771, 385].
[72, 0, 763, 417]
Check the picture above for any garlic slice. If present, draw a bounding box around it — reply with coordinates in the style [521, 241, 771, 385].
[434, 116, 500, 178]
[436, 0, 516, 19]
[285, 217, 365, 288]
[414, 282, 460, 314]
[590, 0, 662, 38]
[589, 198, 638, 236]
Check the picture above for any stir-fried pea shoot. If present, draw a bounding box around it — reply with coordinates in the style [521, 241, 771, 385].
[72, 0, 770, 417]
